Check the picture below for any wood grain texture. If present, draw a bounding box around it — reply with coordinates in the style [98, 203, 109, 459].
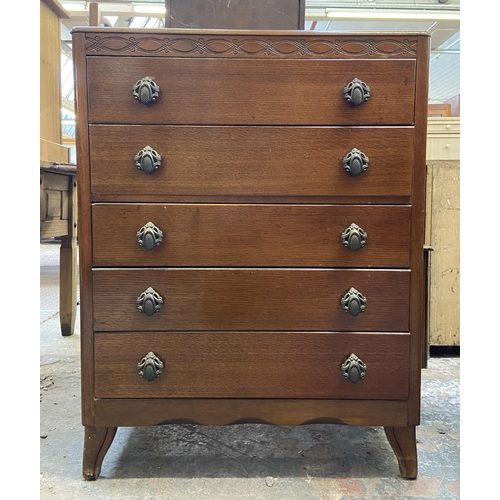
[384, 426, 418, 479]
[408, 34, 430, 425]
[93, 268, 410, 332]
[89, 125, 414, 198]
[73, 32, 95, 425]
[94, 332, 410, 399]
[83, 426, 117, 480]
[73, 28, 430, 478]
[40, 1, 63, 144]
[86, 58, 416, 125]
[427, 161, 460, 347]
[94, 399, 409, 428]
[408, 37, 430, 426]
[165, 0, 305, 29]
[92, 203, 411, 268]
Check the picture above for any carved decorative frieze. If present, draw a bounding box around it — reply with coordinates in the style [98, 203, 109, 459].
[85, 34, 418, 58]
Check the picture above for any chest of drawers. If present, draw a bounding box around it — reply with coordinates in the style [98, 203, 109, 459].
[72, 28, 429, 480]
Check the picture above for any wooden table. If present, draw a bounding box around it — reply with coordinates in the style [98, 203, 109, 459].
[40, 160, 77, 336]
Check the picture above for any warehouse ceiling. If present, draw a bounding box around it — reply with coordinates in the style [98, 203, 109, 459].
[57, 0, 460, 138]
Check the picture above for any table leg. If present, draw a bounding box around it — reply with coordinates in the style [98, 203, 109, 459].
[59, 175, 77, 336]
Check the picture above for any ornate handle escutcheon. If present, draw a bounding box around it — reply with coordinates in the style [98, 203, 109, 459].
[137, 351, 164, 382]
[341, 287, 367, 317]
[343, 78, 371, 106]
[341, 353, 367, 383]
[135, 146, 161, 174]
[342, 148, 369, 177]
[136, 221, 163, 250]
[132, 76, 160, 105]
[137, 287, 163, 317]
[341, 223, 367, 251]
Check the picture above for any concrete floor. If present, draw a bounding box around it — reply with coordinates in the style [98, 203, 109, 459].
[40, 240, 460, 499]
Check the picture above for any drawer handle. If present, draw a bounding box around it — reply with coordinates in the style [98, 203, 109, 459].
[137, 351, 164, 382]
[137, 287, 163, 316]
[136, 222, 163, 250]
[342, 148, 369, 177]
[132, 76, 160, 105]
[343, 78, 370, 107]
[341, 223, 367, 251]
[341, 353, 367, 384]
[341, 287, 367, 317]
[135, 146, 161, 174]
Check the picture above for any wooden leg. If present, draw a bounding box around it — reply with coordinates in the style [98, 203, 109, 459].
[384, 426, 418, 479]
[60, 174, 77, 337]
[59, 234, 77, 336]
[83, 426, 117, 480]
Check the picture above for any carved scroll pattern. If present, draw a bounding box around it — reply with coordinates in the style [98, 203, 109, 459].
[85, 35, 418, 58]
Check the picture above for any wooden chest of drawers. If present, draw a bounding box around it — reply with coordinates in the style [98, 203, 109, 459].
[72, 28, 429, 480]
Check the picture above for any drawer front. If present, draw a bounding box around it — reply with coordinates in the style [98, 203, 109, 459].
[87, 57, 415, 125]
[93, 204, 411, 268]
[93, 269, 410, 332]
[94, 331, 410, 399]
[89, 126, 414, 198]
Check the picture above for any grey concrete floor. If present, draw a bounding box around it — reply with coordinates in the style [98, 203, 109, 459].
[40, 241, 460, 499]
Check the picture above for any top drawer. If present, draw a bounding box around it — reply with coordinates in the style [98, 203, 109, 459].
[86, 57, 416, 126]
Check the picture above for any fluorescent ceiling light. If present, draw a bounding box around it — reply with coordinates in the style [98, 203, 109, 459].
[132, 5, 166, 15]
[325, 9, 460, 22]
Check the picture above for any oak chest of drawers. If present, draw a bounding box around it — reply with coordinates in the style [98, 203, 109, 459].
[72, 28, 429, 480]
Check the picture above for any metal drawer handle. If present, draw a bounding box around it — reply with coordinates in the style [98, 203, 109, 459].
[137, 351, 164, 382]
[135, 146, 161, 174]
[136, 222, 163, 250]
[132, 76, 160, 105]
[137, 287, 163, 316]
[342, 148, 369, 177]
[341, 353, 367, 383]
[341, 223, 367, 251]
[344, 78, 370, 106]
[341, 287, 367, 317]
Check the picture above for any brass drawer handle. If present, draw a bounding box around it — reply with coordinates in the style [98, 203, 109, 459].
[341, 223, 367, 251]
[342, 148, 369, 177]
[341, 287, 367, 317]
[132, 76, 160, 105]
[344, 78, 370, 106]
[341, 353, 367, 383]
[136, 222, 163, 250]
[137, 287, 163, 316]
[135, 146, 161, 174]
[137, 351, 164, 382]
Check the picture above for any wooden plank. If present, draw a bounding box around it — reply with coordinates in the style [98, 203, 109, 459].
[43, 171, 69, 191]
[41, 0, 70, 19]
[40, 3, 63, 144]
[73, 31, 95, 424]
[94, 398, 409, 427]
[408, 34, 429, 426]
[89, 2, 102, 27]
[92, 268, 411, 333]
[45, 191, 62, 218]
[40, 138, 70, 163]
[428, 160, 460, 346]
[41, 220, 68, 239]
